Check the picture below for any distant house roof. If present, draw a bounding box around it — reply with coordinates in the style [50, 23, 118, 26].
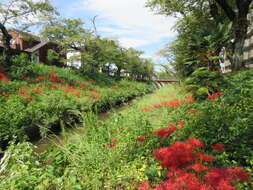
[25, 40, 49, 52]
[8, 29, 41, 42]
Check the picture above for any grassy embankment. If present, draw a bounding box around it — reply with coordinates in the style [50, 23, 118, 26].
[0, 63, 152, 150]
[0, 69, 252, 190]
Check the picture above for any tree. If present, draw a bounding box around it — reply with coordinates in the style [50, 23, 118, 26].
[146, 0, 253, 71]
[0, 0, 57, 66]
[42, 18, 91, 52]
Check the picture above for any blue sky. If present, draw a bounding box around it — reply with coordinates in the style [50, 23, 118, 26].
[52, 0, 177, 66]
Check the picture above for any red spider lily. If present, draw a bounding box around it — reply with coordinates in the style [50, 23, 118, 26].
[185, 96, 195, 104]
[178, 121, 185, 127]
[188, 138, 205, 149]
[153, 104, 162, 108]
[32, 88, 44, 94]
[155, 171, 204, 190]
[195, 152, 215, 162]
[137, 136, 145, 141]
[48, 76, 63, 83]
[0, 68, 8, 82]
[27, 96, 34, 103]
[180, 118, 188, 121]
[161, 98, 181, 108]
[138, 181, 152, 190]
[111, 137, 118, 142]
[37, 76, 45, 81]
[75, 92, 81, 97]
[204, 168, 249, 189]
[89, 90, 101, 99]
[190, 163, 209, 173]
[212, 143, 225, 151]
[155, 127, 177, 140]
[48, 70, 58, 78]
[167, 122, 176, 128]
[208, 92, 222, 101]
[50, 87, 57, 90]
[154, 141, 194, 169]
[80, 81, 92, 85]
[140, 106, 154, 112]
[23, 76, 30, 81]
[64, 88, 76, 93]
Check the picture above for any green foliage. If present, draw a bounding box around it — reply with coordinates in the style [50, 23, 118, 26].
[42, 19, 155, 80]
[47, 49, 61, 65]
[0, 62, 152, 149]
[8, 53, 36, 80]
[185, 67, 227, 99]
[181, 69, 253, 168]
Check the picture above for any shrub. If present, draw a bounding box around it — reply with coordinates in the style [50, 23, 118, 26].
[185, 67, 228, 100]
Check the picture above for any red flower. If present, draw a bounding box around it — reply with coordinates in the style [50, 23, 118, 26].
[162, 98, 181, 108]
[48, 70, 58, 78]
[154, 141, 194, 169]
[208, 92, 222, 101]
[138, 181, 152, 190]
[178, 121, 185, 127]
[204, 167, 249, 189]
[167, 122, 176, 128]
[185, 96, 195, 104]
[75, 92, 81, 97]
[37, 76, 45, 81]
[137, 136, 145, 141]
[155, 127, 177, 140]
[190, 163, 209, 173]
[0, 68, 8, 82]
[23, 76, 30, 81]
[64, 88, 76, 93]
[111, 137, 118, 142]
[196, 152, 215, 162]
[188, 138, 205, 149]
[155, 171, 203, 190]
[212, 143, 225, 151]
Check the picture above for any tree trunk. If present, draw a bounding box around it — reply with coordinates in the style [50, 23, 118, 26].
[232, 38, 245, 71]
[231, 8, 249, 71]
[0, 23, 12, 67]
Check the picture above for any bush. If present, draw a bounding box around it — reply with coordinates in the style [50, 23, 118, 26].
[185, 67, 228, 100]
[9, 53, 36, 80]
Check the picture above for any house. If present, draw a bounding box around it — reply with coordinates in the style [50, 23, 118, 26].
[0, 29, 64, 66]
[66, 50, 82, 69]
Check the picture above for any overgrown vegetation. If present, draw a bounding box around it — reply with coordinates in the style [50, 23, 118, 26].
[0, 54, 152, 150]
[0, 69, 252, 190]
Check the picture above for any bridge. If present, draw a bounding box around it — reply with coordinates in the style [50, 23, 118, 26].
[154, 79, 180, 83]
[153, 79, 180, 88]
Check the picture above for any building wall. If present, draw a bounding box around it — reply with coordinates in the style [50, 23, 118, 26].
[66, 50, 82, 69]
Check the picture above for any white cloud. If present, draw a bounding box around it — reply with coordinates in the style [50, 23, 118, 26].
[79, 0, 176, 48]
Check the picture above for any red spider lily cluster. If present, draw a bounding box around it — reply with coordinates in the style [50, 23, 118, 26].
[0, 68, 8, 82]
[139, 138, 249, 190]
[140, 96, 195, 113]
[89, 90, 101, 99]
[107, 137, 118, 148]
[11, 70, 103, 101]
[208, 92, 222, 101]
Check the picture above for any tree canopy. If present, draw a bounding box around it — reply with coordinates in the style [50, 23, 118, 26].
[147, 0, 253, 71]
